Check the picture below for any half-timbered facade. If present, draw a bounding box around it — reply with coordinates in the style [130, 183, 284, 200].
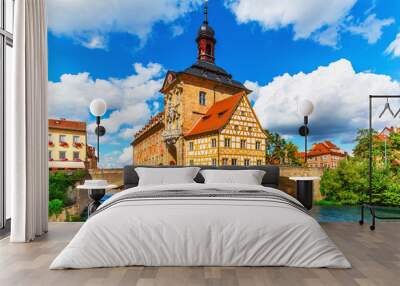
[184, 93, 266, 166]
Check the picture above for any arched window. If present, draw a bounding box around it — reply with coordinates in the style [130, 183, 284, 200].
[206, 44, 212, 56]
[199, 91, 206, 105]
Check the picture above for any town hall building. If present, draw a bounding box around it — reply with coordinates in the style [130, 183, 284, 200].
[132, 3, 267, 166]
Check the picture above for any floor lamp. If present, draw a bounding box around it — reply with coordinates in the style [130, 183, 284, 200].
[298, 100, 314, 164]
[89, 99, 107, 162]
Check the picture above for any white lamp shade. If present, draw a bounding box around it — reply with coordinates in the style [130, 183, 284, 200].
[298, 100, 314, 116]
[90, 99, 107, 117]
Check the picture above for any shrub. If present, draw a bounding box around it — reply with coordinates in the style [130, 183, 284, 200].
[320, 157, 400, 206]
[48, 199, 63, 217]
[48, 170, 87, 217]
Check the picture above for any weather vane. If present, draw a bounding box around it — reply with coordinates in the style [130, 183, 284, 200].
[204, 0, 208, 24]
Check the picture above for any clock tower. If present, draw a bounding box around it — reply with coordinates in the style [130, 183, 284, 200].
[133, 0, 252, 166]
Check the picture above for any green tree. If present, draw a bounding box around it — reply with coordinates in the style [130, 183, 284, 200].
[48, 170, 87, 216]
[322, 158, 397, 206]
[352, 128, 385, 159]
[265, 130, 301, 166]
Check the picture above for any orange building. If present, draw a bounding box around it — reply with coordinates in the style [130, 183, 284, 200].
[132, 6, 267, 166]
[304, 141, 347, 169]
[132, 112, 166, 165]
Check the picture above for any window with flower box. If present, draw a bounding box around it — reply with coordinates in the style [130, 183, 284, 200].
[59, 151, 66, 160]
[73, 152, 80, 161]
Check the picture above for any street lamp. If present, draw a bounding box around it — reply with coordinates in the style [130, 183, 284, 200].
[298, 100, 314, 164]
[89, 99, 107, 162]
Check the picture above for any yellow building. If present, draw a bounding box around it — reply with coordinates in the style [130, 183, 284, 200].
[48, 118, 88, 170]
[132, 5, 267, 166]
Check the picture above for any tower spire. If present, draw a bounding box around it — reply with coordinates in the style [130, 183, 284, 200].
[204, 0, 208, 24]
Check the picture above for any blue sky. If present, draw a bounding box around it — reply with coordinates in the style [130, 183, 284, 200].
[47, 0, 400, 167]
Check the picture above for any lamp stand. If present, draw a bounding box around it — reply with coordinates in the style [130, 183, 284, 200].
[304, 116, 308, 164]
[96, 116, 100, 163]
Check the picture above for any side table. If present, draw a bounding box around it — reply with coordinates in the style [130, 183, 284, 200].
[289, 177, 320, 210]
[77, 180, 117, 216]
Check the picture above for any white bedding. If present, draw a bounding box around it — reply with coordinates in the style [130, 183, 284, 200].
[50, 183, 351, 269]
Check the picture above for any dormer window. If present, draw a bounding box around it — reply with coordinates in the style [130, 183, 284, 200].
[199, 91, 206, 105]
[218, 110, 227, 117]
[206, 44, 212, 56]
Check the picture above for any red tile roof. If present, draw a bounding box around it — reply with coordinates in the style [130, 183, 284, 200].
[48, 118, 86, 132]
[378, 126, 400, 141]
[184, 92, 245, 137]
[298, 141, 347, 158]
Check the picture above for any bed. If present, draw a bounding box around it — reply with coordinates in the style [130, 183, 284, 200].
[50, 165, 350, 269]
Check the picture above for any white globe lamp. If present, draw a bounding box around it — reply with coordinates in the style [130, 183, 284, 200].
[89, 99, 107, 163]
[90, 99, 107, 117]
[298, 99, 314, 116]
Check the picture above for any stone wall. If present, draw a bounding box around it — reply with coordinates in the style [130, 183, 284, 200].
[88, 166, 325, 201]
[88, 168, 125, 188]
[279, 166, 324, 201]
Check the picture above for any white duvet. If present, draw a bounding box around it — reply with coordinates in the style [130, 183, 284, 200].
[50, 183, 351, 269]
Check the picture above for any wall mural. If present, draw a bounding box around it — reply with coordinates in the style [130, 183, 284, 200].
[46, 0, 400, 222]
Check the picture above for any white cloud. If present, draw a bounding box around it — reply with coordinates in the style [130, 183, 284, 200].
[226, 0, 356, 40]
[119, 126, 143, 140]
[385, 32, 400, 58]
[250, 59, 400, 143]
[47, 0, 201, 48]
[171, 25, 185, 37]
[49, 62, 165, 144]
[79, 34, 108, 50]
[119, 146, 133, 166]
[100, 146, 133, 168]
[226, 0, 393, 47]
[313, 25, 341, 48]
[347, 14, 394, 44]
[243, 80, 261, 103]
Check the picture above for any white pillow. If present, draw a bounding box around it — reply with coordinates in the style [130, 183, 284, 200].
[135, 167, 200, 186]
[200, 169, 265, 185]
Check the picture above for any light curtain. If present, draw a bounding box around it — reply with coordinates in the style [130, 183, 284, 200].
[8, 0, 48, 242]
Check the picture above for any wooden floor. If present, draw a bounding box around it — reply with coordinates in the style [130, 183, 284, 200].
[0, 222, 399, 286]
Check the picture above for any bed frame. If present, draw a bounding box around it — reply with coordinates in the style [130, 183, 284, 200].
[123, 165, 280, 190]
